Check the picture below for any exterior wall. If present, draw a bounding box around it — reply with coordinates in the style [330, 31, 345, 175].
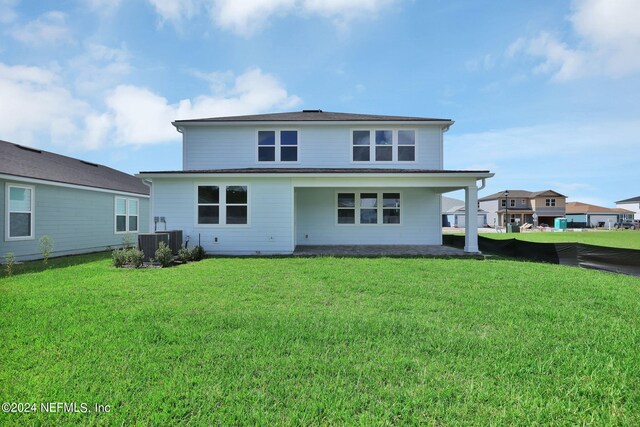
[1, 178, 149, 261]
[151, 177, 294, 255]
[588, 214, 618, 227]
[616, 202, 640, 220]
[454, 213, 488, 228]
[295, 187, 441, 245]
[182, 124, 443, 171]
[530, 197, 566, 217]
[479, 200, 499, 227]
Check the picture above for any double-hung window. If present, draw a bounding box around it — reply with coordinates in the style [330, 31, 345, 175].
[510, 199, 516, 208]
[6, 184, 34, 240]
[546, 198, 556, 207]
[115, 197, 139, 233]
[258, 130, 298, 162]
[337, 192, 401, 225]
[353, 130, 416, 162]
[197, 185, 248, 225]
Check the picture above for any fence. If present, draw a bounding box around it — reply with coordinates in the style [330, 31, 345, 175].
[443, 235, 640, 277]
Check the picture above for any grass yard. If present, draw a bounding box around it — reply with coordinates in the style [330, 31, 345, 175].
[481, 229, 640, 250]
[1, 253, 639, 425]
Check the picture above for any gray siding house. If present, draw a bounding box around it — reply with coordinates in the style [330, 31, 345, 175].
[441, 196, 488, 228]
[139, 110, 493, 254]
[1, 140, 150, 261]
[615, 196, 640, 220]
[479, 190, 567, 227]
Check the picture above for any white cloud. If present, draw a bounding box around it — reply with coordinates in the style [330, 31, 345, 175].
[508, 0, 640, 80]
[10, 11, 73, 46]
[146, 0, 399, 36]
[104, 68, 302, 145]
[0, 0, 18, 24]
[0, 63, 89, 145]
[70, 43, 132, 95]
[84, 0, 123, 14]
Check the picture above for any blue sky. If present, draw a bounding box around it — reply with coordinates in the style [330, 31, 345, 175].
[1, 0, 638, 206]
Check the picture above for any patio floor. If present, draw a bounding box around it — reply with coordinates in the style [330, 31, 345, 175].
[293, 245, 482, 258]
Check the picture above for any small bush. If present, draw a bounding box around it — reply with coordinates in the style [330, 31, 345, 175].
[4, 252, 16, 277]
[155, 242, 173, 267]
[178, 246, 191, 263]
[126, 248, 144, 268]
[39, 235, 54, 265]
[112, 247, 144, 268]
[190, 245, 205, 261]
[122, 232, 135, 249]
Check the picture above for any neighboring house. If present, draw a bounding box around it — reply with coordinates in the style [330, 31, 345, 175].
[615, 196, 640, 220]
[1, 140, 150, 261]
[479, 190, 566, 227]
[441, 196, 488, 227]
[139, 110, 493, 253]
[565, 201, 634, 228]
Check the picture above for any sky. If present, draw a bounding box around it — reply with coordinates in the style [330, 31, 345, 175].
[0, 0, 638, 206]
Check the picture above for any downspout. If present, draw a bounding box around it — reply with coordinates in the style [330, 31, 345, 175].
[477, 177, 487, 191]
[142, 179, 153, 233]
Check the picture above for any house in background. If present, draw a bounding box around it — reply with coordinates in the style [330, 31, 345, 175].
[615, 196, 640, 220]
[565, 201, 634, 228]
[139, 110, 493, 254]
[1, 140, 150, 261]
[441, 196, 488, 228]
[479, 190, 566, 227]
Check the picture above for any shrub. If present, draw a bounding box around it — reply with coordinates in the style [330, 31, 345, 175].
[4, 252, 16, 277]
[39, 235, 54, 265]
[178, 246, 191, 263]
[122, 232, 135, 249]
[155, 242, 173, 267]
[112, 247, 144, 268]
[190, 245, 205, 261]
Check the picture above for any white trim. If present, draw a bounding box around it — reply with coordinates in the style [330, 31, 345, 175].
[256, 129, 300, 164]
[335, 190, 403, 226]
[114, 196, 141, 234]
[139, 172, 494, 180]
[350, 129, 418, 164]
[0, 173, 149, 198]
[173, 120, 454, 127]
[5, 182, 35, 241]
[194, 183, 251, 227]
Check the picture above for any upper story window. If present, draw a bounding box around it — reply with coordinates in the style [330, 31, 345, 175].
[258, 130, 298, 162]
[510, 199, 516, 208]
[115, 197, 139, 233]
[197, 185, 248, 225]
[501, 199, 506, 207]
[352, 130, 416, 163]
[546, 198, 556, 207]
[6, 184, 34, 240]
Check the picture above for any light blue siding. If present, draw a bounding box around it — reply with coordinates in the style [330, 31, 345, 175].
[1, 179, 149, 261]
[295, 187, 441, 245]
[183, 124, 443, 170]
[151, 177, 294, 255]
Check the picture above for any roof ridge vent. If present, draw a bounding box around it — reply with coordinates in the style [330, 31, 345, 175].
[302, 109, 323, 113]
[16, 144, 42, 154]
[80, 160, 99, 167]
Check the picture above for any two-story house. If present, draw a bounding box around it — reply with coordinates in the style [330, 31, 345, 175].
[615, 196, 640, 220]
[139, 110, 493, 254]
[479, 190, 566, 227]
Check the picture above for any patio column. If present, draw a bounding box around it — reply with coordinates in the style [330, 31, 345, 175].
[464, 185, 479, 253]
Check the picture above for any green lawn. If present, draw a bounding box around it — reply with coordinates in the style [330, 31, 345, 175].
[480, 229, 640, 249]
[1, 253, 639, 425]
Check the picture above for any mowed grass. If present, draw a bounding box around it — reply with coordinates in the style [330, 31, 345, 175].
[1, 254, 639, 425]
[481, 229, 640, 249]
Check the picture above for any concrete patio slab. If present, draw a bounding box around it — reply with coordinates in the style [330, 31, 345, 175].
[293, 245, 482, 258]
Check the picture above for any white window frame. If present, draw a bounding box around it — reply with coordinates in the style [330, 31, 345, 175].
[351, 129, 417, 164]
[5, 183, 35, 241]
[256, 130, 299, 163]
[510, 199, 516, 208]
[501, 199, 506, 207]
[114, 197, 140, 234]
[546, 198, 556, 207]
[335, 191, 402, 226]
[195, 184, 250, 227]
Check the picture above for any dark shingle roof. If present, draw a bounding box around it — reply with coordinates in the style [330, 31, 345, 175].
[479, 189, 566, 201]
[174, 110, 451, 124]
[0, 140, 149, 195]
[139, 168, 490, 174]
[616, 196, 640, 203]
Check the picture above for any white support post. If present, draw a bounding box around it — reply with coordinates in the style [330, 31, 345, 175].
[464, 185, 479, 253]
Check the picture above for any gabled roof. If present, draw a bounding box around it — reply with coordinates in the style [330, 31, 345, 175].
[173, 110, 452, 124]
[566, 201, 634, 214]
[616, 196, 640, 204]
[0, 140, 149, 195]
[479, 189, 566, 201]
